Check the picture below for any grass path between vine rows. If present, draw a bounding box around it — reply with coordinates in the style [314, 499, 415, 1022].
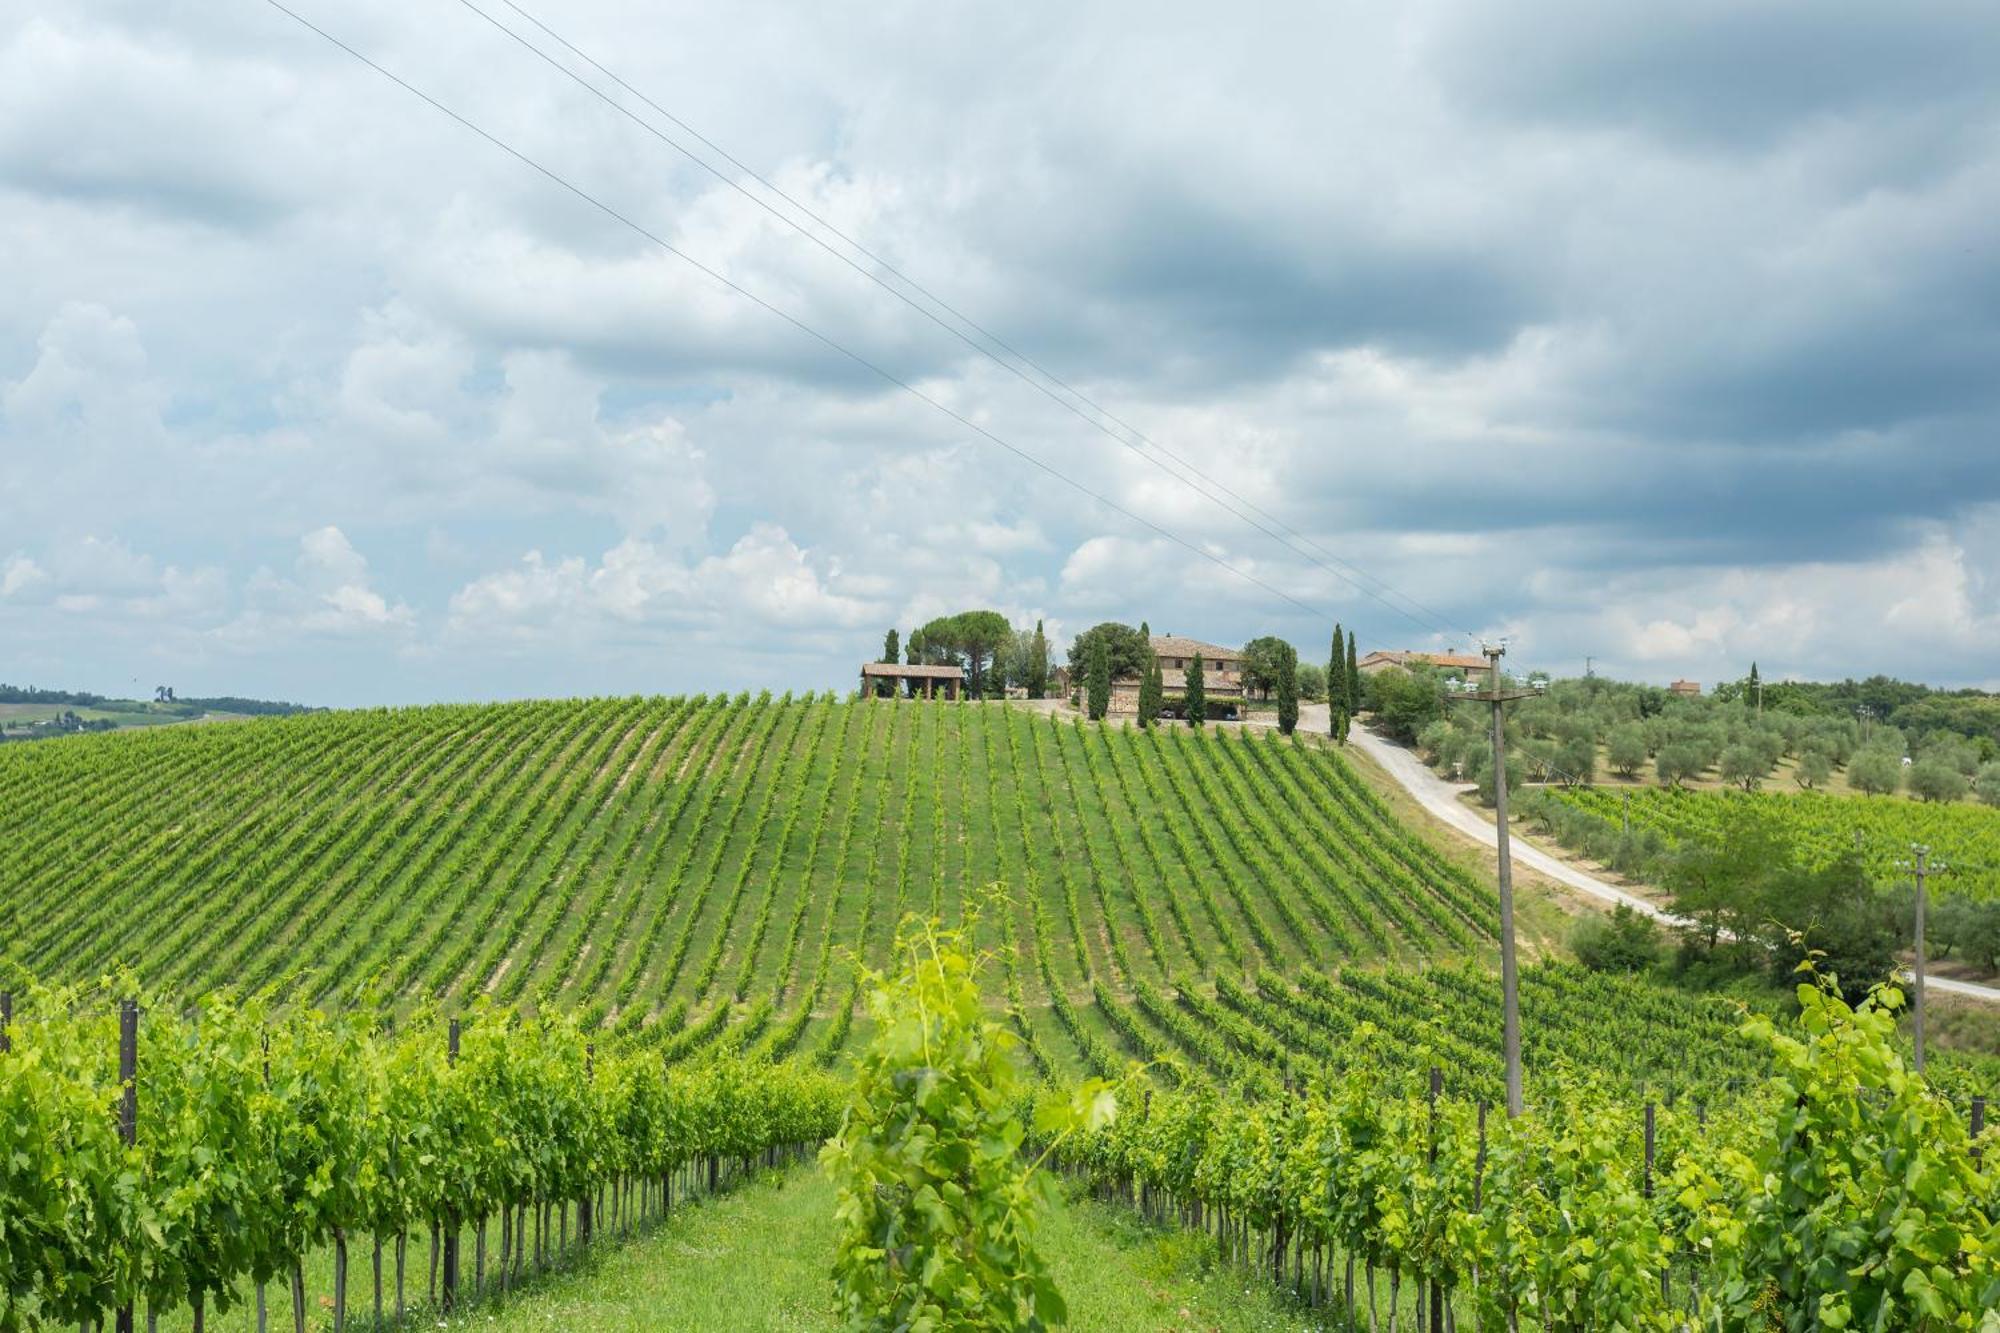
[435, 1167, 1335, 1332]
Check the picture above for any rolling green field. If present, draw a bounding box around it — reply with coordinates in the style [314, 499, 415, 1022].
[6, 693, 1997, 1331]
[0, 692, 1787, 1098]
[1538, 784, 2000, 901]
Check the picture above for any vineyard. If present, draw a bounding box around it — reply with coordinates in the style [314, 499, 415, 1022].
[0, 694, 1491, 1064]
[1536, 785, 2000, 901]
[3, 696, 1998, 1327]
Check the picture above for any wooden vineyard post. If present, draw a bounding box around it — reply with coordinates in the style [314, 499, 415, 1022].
[1974, 1097, 1986, 1168]
[1427, 1066, 1444, 1333]
[116, 999, 138, 1333]
[579, 1043, 595, 1246]
[0, 990, 12, 1054]
[441, 1018, 461, 1314]
[258, 1033, 270, 1333]
[1645, 1102, 1665, 1304]
[1474, 1101, 1488, 1211]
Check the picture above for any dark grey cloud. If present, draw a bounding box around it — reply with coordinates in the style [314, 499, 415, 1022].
[2, 0, 1998, 702]
[1432, 1, 2000, 148]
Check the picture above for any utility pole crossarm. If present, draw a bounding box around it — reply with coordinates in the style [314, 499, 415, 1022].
[1457, 686, 1544, 703]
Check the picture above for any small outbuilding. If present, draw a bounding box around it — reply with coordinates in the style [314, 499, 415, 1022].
[860, 662, 966, 700]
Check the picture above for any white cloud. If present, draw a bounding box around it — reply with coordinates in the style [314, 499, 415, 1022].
[449, 523, 875, 648]
[2, 3, 1998, 702]
[1, 555, 49, 599]
[221, 527, 415, 645]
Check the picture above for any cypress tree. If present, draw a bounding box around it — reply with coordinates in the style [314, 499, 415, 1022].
[1184, 653, 1207, 728]
[906, 630, 927, 699]
[1086, 635, 1111, 721]
[879, 629, 900, 698]
[1276, 642, 1299, 736]
[1027, 620, 1050, 700]
[1329, 625, 1346, 741]
[1344, 633, 1359, 739]
[1137, 651, 1161, 729]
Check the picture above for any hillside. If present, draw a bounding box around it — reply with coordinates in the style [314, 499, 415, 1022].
[0, 696, 1481, 1043]
[0, 692, 1802, 1095]
[6, 694, 1997, 1330]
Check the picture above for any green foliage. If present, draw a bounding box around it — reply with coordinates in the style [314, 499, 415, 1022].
[1239, 636, 1290, 701]
[1296, 660, 1326, 703]
[1536, 783, 2000, 905]
[824, 921, 1099, 1331]
[1570, 903, 1663, 973]
[1471, 748, 1524, 808]
[1136, 652, 1162, 729]
[1182, 653, 1206, 728]
[1719, 742, 1770, 791]
[1978, 761, 2000, 807]
[1328, 626, 1346, 740]
[1066, 623, 1150, 682]
[878, 630, 901, 698]
[917, 611, 1014, 696]
[1552, 735, 1595, 787]
[1027, 621, 1050, 700]
[1911, 756, 1972, 804]
[1274, 643, 1299, 737]
[0, 990, 841, 1327]
[1345, 634, 1359, 722]
[1655, 744, 1706, 788]
[1368, 664, 1442, 744]
[1055, 977, 1997, 1332]
[1794, 748, 1833, 789]
[1085, 636, 1111, 722]
[1677, 976, 1999, 1329]
[0, 697, 1502, 1021]
[1849, 748, 1904, 796]
[1607, 723, 1649, 777]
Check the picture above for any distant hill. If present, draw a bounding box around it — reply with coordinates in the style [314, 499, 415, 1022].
[0, 684, 313, 743]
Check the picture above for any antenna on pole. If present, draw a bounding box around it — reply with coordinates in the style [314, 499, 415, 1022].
[1452, 639, 1542, 1118]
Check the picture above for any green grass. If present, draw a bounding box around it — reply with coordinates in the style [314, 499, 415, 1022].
[428, 1168, 1338, 1333]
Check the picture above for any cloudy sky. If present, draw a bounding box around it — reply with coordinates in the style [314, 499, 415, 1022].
[4, 1, 1998, 706]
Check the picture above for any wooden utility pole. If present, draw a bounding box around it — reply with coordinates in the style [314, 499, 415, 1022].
[1905, 845, 1941, 1074]
[1455, 643, 1540, 1118]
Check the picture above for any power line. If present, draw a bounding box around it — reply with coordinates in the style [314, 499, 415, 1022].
[260, 0, 1342, 626]
[454, 0, 1471, 643]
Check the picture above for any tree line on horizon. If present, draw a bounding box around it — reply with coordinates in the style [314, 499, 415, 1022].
[871, 614, 1368, 740]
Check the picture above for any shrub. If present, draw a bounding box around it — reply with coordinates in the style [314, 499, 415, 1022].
[824, 920, 1096, 1330]
[1570, 903, 1662, 973]
[1719, 743, 1769, 791]
[1907, 756, 1970, 804]
[1793, 749, 1832, 790]
[1655, 745, 1704, 788]
[1606, 724, 1648, 778]
[1846, 749, 1902, 797]
[1976, 761, 2000, 808]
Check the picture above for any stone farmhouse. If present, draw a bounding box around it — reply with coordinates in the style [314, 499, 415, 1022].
[1109, 636, 1246, 715]
[1356, 649, 1489, 679]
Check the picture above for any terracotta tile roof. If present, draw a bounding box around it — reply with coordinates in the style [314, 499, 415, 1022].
[1149, 635, 1241, 662]
[860, 662, 966, 678]
[1364, 649, 1489, 671]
